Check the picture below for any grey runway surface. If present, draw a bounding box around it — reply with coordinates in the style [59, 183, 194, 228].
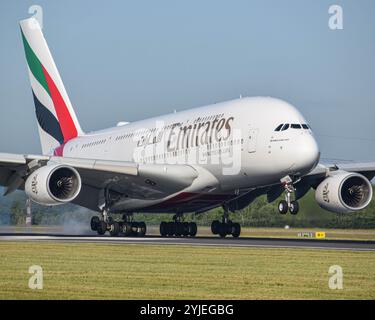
[1, 232, 375, 251]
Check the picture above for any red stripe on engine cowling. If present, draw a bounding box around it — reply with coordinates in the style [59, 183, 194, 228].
[42, 65, 78, 142]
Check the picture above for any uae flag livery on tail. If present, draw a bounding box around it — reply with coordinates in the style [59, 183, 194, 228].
[20, 18, 83, 155]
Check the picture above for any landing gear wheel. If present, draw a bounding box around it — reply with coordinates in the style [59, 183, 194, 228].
[278, 200, 288, 215]
[130, 222, 139, 236]
[137, 222, 147, 237]
[160, 221, 167, 237]
[211, 205, 242, 238]
[166, 222, 175, 237]
[122, 222, 132, 236]
[162, 218, 197, 237]
[226, 220, 233, 234]
[231, 223, 241, 238]
[188, 222, 197, 237]
[211, 220, 220, 235]
[90, 216, 100, 231]
[182, 222, 189, 237]
[175, 222, 183, 237]
[218, 223, 227, 238]
[109, 222, 120, 237]
[289, 201, 299, 215]
[97, 221, 107, 235]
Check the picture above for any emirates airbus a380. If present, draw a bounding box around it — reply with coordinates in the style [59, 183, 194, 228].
[1, 17, 374, 238]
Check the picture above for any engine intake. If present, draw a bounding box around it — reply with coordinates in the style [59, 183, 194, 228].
[340, 175, 371, 208]
[315, 171, 373, 213]
[25, 164, 81, 205]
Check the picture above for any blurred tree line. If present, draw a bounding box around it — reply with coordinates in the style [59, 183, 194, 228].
[1, 188, 375, 228]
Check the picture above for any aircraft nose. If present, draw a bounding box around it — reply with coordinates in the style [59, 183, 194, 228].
[290, 134, 320, 175]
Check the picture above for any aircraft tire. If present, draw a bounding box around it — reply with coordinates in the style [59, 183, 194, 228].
[278, 200, 288, 214]
[182, 222, 189, 237]
[97, 221, 107, 235]
[90, 216, 100, 231]
[122, 222, 132, 236]
[218, 223, 227, 238]
[131, 222, 139, 236]
[160, 221, 168, 237]
[175, 222, 184, 237]
[109, 221, 120, 237]
[188, 222, 197, 237]
[137, 222, 147, 237]
[167, 222, 175, 237]
[211, 220, 220, 234]
[231, 223, 241, 238]
[289, 201, 299, 215]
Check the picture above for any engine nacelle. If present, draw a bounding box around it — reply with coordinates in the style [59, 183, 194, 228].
[25, 164, 82, 205]
[315, 171, 373, 213]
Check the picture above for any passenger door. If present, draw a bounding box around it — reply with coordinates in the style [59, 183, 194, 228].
[247, 128, 259, 153]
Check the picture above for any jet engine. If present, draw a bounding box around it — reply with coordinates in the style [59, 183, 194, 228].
[315, 171, 373, 213]
[25, 164, 82, 205]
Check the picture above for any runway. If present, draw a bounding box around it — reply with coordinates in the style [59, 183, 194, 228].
[1, 232, 375, 251]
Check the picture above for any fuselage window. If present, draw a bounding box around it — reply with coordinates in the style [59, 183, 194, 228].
[281, 124, 289, 131]
[275, 124, 283, 131]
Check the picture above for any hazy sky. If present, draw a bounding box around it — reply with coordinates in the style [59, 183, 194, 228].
[1, 0, 374, 161]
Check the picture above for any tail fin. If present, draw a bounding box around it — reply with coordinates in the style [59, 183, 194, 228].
[20, 18, 83, 155]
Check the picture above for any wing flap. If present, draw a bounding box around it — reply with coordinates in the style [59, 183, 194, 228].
[0, 153, 27, 165]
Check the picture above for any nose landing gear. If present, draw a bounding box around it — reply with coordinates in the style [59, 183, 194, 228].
[278, 176, 299, 215]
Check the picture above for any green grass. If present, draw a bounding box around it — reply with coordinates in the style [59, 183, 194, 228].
[0, 242, 375, 299]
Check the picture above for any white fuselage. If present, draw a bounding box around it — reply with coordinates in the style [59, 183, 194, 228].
[57, 97, 320, 213]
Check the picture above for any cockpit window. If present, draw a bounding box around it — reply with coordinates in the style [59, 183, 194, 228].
[291, 124, 302, 129]
[275, 124, 283, 131]
[276, 123, 310, 131]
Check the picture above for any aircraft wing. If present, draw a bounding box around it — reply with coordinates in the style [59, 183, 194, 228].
[0, 152, 198, 210]
[325, 162, 375, 180]
[303, 162, 375, 181]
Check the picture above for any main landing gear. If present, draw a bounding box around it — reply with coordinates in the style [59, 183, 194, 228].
[211, 205, 241, 238]
[90, 211, 147, 237]
[160, 214, 197, 237]
[278, 176, 299, 215]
